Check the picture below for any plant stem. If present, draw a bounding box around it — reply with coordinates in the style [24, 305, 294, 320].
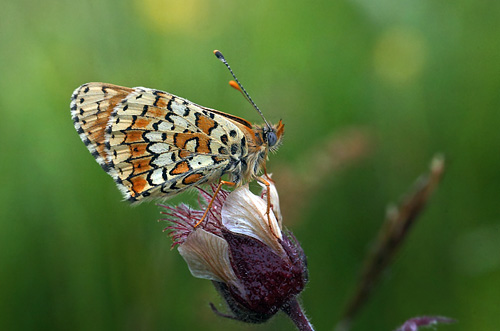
[282, 297, 314, 331]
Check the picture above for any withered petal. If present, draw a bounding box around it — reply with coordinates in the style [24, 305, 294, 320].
[221, 185, 284, 256]
[178, 229, 240, 287]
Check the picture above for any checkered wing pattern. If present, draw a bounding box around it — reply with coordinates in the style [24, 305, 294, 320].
[71, 82, 247, 202]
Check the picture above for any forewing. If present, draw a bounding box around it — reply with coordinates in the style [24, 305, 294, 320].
[104, 86, 247, 201]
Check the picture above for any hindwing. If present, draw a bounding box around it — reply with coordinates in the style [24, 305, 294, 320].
[71, 82, 248, 202]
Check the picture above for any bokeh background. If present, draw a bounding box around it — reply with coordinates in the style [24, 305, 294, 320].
[1, 0, 499, 330]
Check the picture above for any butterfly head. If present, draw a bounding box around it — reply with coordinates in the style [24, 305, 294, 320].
[263, 120, 284, 153]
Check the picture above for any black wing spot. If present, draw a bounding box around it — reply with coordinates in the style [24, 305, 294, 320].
[220, 134, 228, 145]
[208, 121, 218, 135]
[212, 155, 225, 164]
[167, 97, 175, 111]
[169, 182, 180, 191]
[165, 112, 175, 123]
[230, 144, 239, 155]
[229, 130, 237, 138]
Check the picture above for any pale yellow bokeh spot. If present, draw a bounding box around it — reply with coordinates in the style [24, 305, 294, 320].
[373, 27, 428, 85]
[136, 0, 208, 35]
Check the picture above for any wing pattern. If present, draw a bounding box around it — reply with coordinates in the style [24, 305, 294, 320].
[71, 82, 248, 202]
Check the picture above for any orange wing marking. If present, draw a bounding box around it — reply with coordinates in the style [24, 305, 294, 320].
[130, 143, 149, 159]
[169, 161, 190, 175]
[183, 173, 203, 185]
[195, 114, 218, 135]
[133, 118, 151, 129]
[124, 131, 143, 143]
[130, 176, 147, 195]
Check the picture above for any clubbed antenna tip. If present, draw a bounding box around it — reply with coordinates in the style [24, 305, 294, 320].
[212, 49, 272, 129]
[213, 50, 225, 62]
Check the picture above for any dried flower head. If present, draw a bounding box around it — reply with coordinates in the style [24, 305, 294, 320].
[161, 176, 310, 326]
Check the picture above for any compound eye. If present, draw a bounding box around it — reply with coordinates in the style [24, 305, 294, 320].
[266, 130, 278, 147]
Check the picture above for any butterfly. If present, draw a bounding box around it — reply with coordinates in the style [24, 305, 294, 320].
[71, 50, 284, 224]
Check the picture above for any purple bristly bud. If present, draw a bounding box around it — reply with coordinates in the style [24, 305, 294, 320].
[160, 176, 311, 327]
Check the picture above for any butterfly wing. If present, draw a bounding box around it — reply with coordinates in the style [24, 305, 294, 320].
[71, 83, 134, 171]
[71, 82, 248, 202]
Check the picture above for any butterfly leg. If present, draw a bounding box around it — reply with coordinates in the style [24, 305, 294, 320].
[256, 175, 275, 234]
[261, 164, 275, 218]
[194, 180, 235, 228]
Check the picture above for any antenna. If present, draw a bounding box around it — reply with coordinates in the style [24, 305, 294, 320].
[213, 50, 272, 129]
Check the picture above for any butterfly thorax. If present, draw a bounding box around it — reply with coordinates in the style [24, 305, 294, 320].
[226, 121, 284, 185]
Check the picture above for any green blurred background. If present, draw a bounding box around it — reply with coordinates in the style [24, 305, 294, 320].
[1, 0, 499, 330]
